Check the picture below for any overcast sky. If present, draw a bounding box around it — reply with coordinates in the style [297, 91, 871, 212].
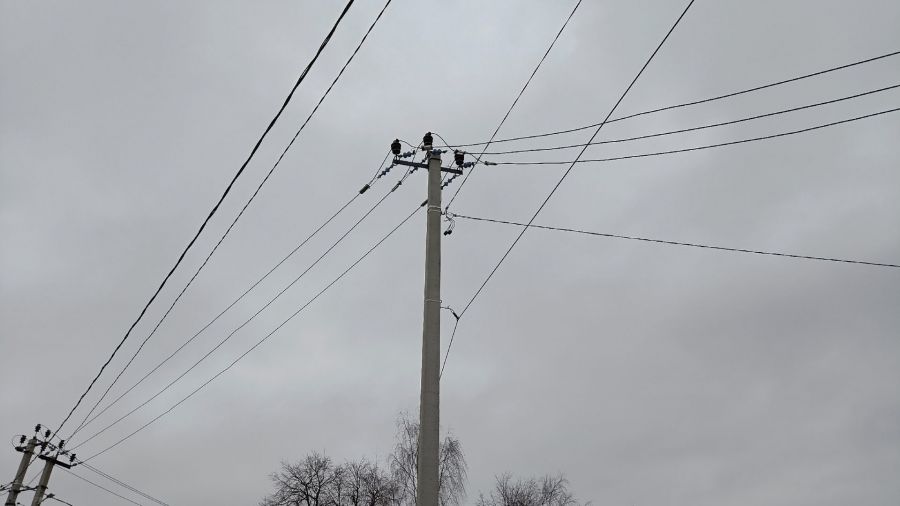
[2, 1, 899, 505]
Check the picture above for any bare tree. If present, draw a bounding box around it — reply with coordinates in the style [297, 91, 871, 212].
[263, 453, 336, 506]
[476, 473, 579, 506]
[388, 412, 467, 506]
[387, 414, 418, 504]
[261, 413, 466, 506]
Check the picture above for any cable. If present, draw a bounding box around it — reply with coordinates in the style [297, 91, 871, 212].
[450, 49, 900, 148]
[45, 496, 76, 506]
[53, 0, 359, 440]
[489, 106, 900, 165]
[68, 0, 394, 440]
[440, 317, 461, 378]
[69, 155, 391, 441]
[444, 0, 583, 211]
[60, 467, 144, 506]
[477, 83, 900, 155]
[450, 213, 900, 269]
[72, 177, 406, 450]
[443, 0, 696, 376]
[79, 203, 423, 463]
[80, 464, 168, 506]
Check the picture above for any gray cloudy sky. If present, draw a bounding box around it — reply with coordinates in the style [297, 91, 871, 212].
[2, 1, 899, 505]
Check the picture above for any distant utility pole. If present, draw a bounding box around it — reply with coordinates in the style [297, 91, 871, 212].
[30, 456, 56, 506]
[390, 133, 466, 506]
[29, 451, 74, 506]
[5, 426, 77, 506]
[5, 432, 37, 506]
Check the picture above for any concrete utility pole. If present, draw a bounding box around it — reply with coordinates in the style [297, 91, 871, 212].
[4, 436, 37, 506]
[390, 133, 466, 506]
[417, 135, 442, 506]
[30, 457, 56, 506]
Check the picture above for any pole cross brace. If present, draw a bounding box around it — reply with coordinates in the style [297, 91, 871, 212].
[37, 454, 73, 469]
[392, 159, 463, 175]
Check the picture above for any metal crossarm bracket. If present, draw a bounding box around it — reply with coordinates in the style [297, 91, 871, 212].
[393, 159, 463, 175]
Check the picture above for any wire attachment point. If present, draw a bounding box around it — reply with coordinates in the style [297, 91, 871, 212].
[442, 213, 455, 236]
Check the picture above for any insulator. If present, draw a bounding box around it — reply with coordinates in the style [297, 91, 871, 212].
[40, 442, 47, 452]
[422, 132, 433, 150]
[70, 454, 76, 463]
[19, 435, 26, 444]
[454, 150, 465, 167]
[391, 139, 401, 156]
[35, 424, 41, 433]
[58, 440, 65, 449]
[44, 429, 51, 438]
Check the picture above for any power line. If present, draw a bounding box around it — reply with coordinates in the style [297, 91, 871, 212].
[443, 0, 696, 376]
[477, 83, 900, 155]
[72, 174, 409, 450]
[444, 0, 583, 211]
[68, 156, 391, 441]
[44, 495, 76, 506]
[488, 106, 900, 165]
[68, 0, 394, 440]
[450, 213, 900, 269]
[449, 49, 900, 148]
[439, 318, 461, 378]
[41, 494, 75, 506]
[53, 0, 359, 440]
[60, 467, 145, 506]
[80, 464, 169, 506]
[79, 203, 423, 463]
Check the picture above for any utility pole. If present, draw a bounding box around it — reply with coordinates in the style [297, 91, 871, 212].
[28, 452, 74, 506]
[29, 456, 56, 506]
[417, 134, 441, 506]
[5, 426, 76, 506]
[5, 435, 37, 506]
[390, 133, 466, 506]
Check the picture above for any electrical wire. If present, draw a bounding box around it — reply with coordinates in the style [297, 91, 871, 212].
[44, 496, 76, 506]
[72, 177, 407, 450]
[476, 83, 900, 155]
[60, 467, 144, 506]
[449, 49, 900, 148]
[450, 213, 900, 269]
[68, 0, 394, 440]
[79, 203, 424, 463]
[444, 0, 583, 211]
[53, 0, 359, 440]
[80, 464, 168, 506]
[440, 317, 461, 378]
[488, 106, 900, 165]
[68, 155, 391, 441]
[442, 0, 696, 377]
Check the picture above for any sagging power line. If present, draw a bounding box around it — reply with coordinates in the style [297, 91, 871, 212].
[486, 106, 900, 166]
[475, 83, 900, 155]
[70, 0, 395, 441]
[447, 49, 900, 148]
[54, 0, 360, 441]
[72, 165, 417, 451]
[69, 154, 394, 441]
[79, 199, 425, 463]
